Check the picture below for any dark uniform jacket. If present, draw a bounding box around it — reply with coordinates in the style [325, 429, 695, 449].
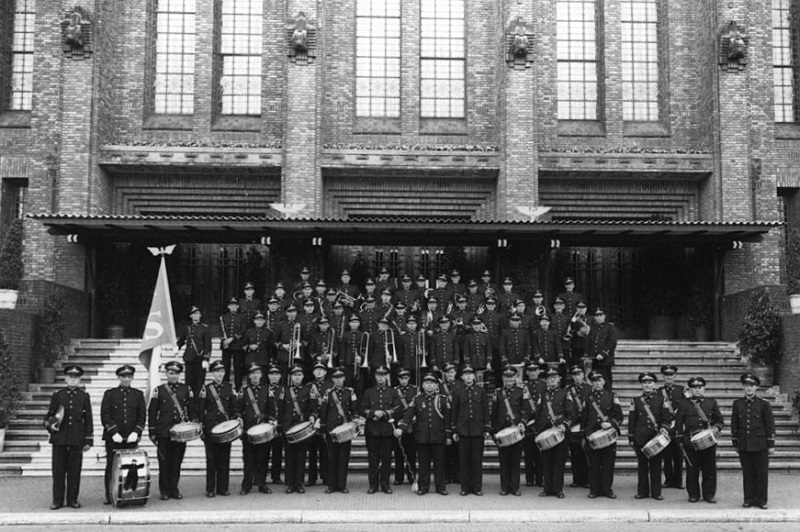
[360, 384, 403, 437]
[465, 292, 485, 315]
[399, 392, 452, 444]
[628, 392, 672, 447]
[100, 385, 146, 441]
[307, 331, 336, 364]
[358, 308, 379, 334]
[339, 328, 363, 367]
[550, 312, 571, 349]
[307, 379, 334, 409]
[220, 310, 249, 350]
[198, 381, 239, 433]
[148, 382, 197, 438]
[239, 382, 277, 429]
[463, 331, 491, 369]
[177, 321, 212, 363]
[368, 329, 394, 369]
[496, 290, 520, 314]
[731, 396, 775, 452]
[279, 384, 319, 430]
[658, 383, 685, 430]
[480, 310, 505, 350]
[499, 327, 531, 365]
[395, 384, 419, 412]
[582, 389, 624, 436]
[398, 330, 423, 371]
[451, 383, 491, 437]
[238, 297, 263, 324]
[263, 308, 285, 332]
[587, 322, 617, 366]
[392, 288, 420, 310]
[533, 386, 575, 434]
[492, 385, 533, 433]
[45, 387, 94, 446]
[430, 330, 460, 369]
[556, 291, 585, 319]
[532, 327, 564, 363]
[297, 312, 320, 343]
[243, 325, 273, 367]
[319, 386, 358, 432]
[566, 382, 592, 423]
[274, 318, 301, 364]
[674, 396, 724, 447]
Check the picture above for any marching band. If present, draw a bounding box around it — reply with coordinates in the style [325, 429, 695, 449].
[41, 271, 775, 512]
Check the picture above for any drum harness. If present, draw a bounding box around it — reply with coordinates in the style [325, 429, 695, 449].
[501, 389, 517, 427]
[208, 384, 230, 421]
[639, 396, 661, 460]
[589, 395, 614, 435]
[690, 399, 712, 436]
[166, 385, 188, 423]
[289, 387, 305, 422]
[245, 387, 264, 424]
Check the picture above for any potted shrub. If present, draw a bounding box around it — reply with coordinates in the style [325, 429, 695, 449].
[0, 219, 24, 309]
[786, 227, 800, 314]
[736, 291, 783, 386]
[37, 290, 67, 384]
[0, 327, 23, 451]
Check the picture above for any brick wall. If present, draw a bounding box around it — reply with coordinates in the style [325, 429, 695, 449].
[780, 314, 800, 393]
[0, 309, 38, 385]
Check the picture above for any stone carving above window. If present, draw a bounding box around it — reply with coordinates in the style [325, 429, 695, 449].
[506, 17, 534, 69]
[287, 12, 316, 65]
[719, 21, 748, 72]
[61, 7, 93, 60]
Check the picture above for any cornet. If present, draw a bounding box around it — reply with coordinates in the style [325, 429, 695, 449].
[291, 322, 303, 362]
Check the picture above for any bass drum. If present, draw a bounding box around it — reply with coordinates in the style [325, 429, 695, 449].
[110, 449, 150, 508]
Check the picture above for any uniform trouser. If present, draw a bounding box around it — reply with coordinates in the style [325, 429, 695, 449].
[104, 441, 137, 502]
[394, 432, 416, 482]
[52, 445, 83, 505]
[498, 442, 522, 493]
[222, 348, 245, 390]
[366, 434, 394, 490]
[266, 437, 283, 481]
[458, 435, 484, 493]
[417, 442, 445, 493]
[685, 444, 717, 500]
[204, 439, 232, 494]
[345, 365, 365, 398]
[663, 439, 683, 486]
[284, 439, 308, 489]
[444, 439, 459, 483]
[156, 438, 186, 497]
[542, 440, 568, 494]
[523, 434, 543, 484]
[569, 437, 589, 486]
[307, 433, 327, 483]
[634, 446, 662, 498]
[241, 441, 267, 491]
[587, 443, 616, 495]
[326, 436, 352, 491]
[739, 450, 769, 505]
[184, 361, 206, 396]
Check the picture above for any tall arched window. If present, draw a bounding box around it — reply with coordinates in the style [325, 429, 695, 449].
[3, 0, 35, 112]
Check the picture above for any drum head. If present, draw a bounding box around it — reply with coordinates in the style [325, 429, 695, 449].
[287, 421, 311, 435]
[212, 420, 240, 434]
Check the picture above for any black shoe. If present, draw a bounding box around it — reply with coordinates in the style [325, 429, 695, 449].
[218, 491, 230, 496]
[206, 492, 215, 498]
[556, 492, 564, 499]
[417, 490, 427, 496]
[460, 490, 468, 496]
[285, 488, 294, 494]
[634, 494, 647, 500]
[367, 488, 377, 494]
[437, 489, 448, 496]
[474, 491, 483, 496]
[259, 486, 272, 494]
[394, 479, 404, 485]
[305, 480, 316, 487]
[272, 478, 284, 485]
[704, 497, 716, 504]
[526, 480, 534, 487]
[500, 491, 508, 496]
[676, 484, 685, 489]
[588, 493, 598, 499]
[512, 491, 521, 496]
[296, 487, 305, 494]
[688, 497, 699, 503]
[662, 482, 671, 488]
[383, 488, 393, 494]
[160, 495, 170, 501]
[605, 492, 617, 499]
[653, 495, 663, 501]
[758, 503, 768, 510]
[68, 502, 81, 509]
[743, 502, 752, 508]
[240, 489, 250, 495]
[50, 504, 63, 510]
[103, 499, 111, 505]
[325, 488, 335, 494]
[539, 490, 550, 497]
[569, 483, 581, 488]
[171, 491, 183, 500]
[341, 488, 349, 494]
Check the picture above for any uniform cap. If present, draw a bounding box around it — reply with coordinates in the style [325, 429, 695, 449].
[564, 277, 575, 285]
[545, 367, 561, 377]
[116, 364, 135, 376]
[254, 311, 266, 319]
[374, 365, 390, 375]
[688, 376, 706, 388]
[501, 365, 517, 377]
[485, 297, 497, 304]
[247, 363, 263, 375]
[301, 282, 313, 290]
[300, 267, 310, 274]
[378, 317, 389, 325]
[341, 269, 350, 276]
[576, 301, 587, 308]
[417, 274, 427, 281]
[326, 288, 337, 295]
[406, 316, 418, 324]
[539, 314, 551, 322]
[397, 368, 411, 378]
[569, 364, 584, 375]
[331, 367, 346, 378]
[289, 365, 305, 375]
[422, 373, 438, 383]
[313, 363, 328, 373]
[471, 316, 483, 325]
[365, 279, 376, 286]
[303, 299, 315, 306]
[554, 297, 566, 304]
[450, 269, 461, 277]
[189, 305, 202, 315]
[481, 270, 491, 277]
[395, 302, 407, 310]
[442, 363, 457, 373]
[502, 277, 513, 285]
[525, 362, 540, 372]
[461, 365, 475, 374]
[316, 280, 327, 287]
[228, 297, 239, 305]
[209, 360, 225, 372]
[244, 282, 256, 289]
[286, 305, 298, 312]
[438, 315, 450, 324]
[400, 274, 412, 282]
[468, 279, 478, 287]
[638, 372, 657, 383]
[437, 274, 448, 282]
[379, 267, 390, 275]
[381, 289, 392, 296]
[318, 317, 330, 325]
[349, 315, 361, 322]
[165, 361, 184, 373]
[64, 365, 85, 377]
[365, 295, 376, 302]
[594, 308, 606, 316]
[588, 370, 604, 381]
[267, 365, 282, 375]
[741, 373, 760, 386]
[427, 296, 438, 303]
[532, 290, 544, 298]
[509, 314, 522, 322]
[268, 297, 280, 304]
[660, 365, 678, 375]
[456, 295, 467, 302]
[274, 282, 285, 290]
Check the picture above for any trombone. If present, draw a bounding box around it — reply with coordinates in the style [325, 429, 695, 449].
[385, 328, 398, 368]
[358, 332, 370, 381]
[416, 329, 428, 385]
[291, 322, 303, 362]
[324, 328, 335, 368]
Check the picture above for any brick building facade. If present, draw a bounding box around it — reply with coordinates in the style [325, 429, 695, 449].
[0, 0, 791, 344]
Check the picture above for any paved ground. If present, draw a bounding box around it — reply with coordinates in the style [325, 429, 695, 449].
[1, 471, 799, 526]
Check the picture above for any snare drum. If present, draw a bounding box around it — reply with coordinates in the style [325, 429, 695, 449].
[246, 422, 278, 444]
[170, 421, 202, 443]
[586, 428, 618, 450]
[210, 419, 243, 444]
[535, 427, 565, 451]
[329, 421, 359, 443]
[642, 433, 671, 459]
[110, 449, 150, 508]
[495, 425, 524, 447]
[285, 421, 315, 444]
[690, 428, 718, 451]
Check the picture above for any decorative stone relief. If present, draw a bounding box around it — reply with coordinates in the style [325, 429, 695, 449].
[506, 17, 534, 69]
[287, 12, 316, 65]
[61, 7, 93, 59]
[719, 21, 748, 72]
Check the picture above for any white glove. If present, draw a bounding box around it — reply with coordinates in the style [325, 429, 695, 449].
[112, 433, 123, 444]
[126, 432, 139, 444]
[202, 360, 209, 370]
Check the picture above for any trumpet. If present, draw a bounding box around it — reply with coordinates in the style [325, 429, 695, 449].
[359, 332, 370, 370]
[291, 322, 303, 362]
[325, 328, 335, 368]
[535, 305, 547, 317]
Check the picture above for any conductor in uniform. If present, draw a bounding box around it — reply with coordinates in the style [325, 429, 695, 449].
[148, 361, 197, 500]
[44, 365, 93, 510]
[198, 360, 239, 498]
[731, 373, 775, 509]
[360, 365, 402, 494]
[101, 364, 146, 505]
[627, 372, 672, 501]
[451, 365, 490, 496]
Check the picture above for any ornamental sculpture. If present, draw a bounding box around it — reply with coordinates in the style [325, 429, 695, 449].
[61, 7, 93, 59]
[506, 17, 535, 69]
[287, 12, 316, 65]
[719, 21, 749, 72]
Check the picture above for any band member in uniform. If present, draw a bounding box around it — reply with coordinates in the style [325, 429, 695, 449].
[451, 365, 490, 496]
[273, 282, 292, 311]
[265, 365, 285, 484]
[390, 302, 409, 336]
[732, 373, 775, 509]
[243, 311, 273, 375]
[675, 376, 724, 503]
[220, 297, 248, 390]
[329, 301, 348, 343]
[340, 315, 365, 393]
[463, 317, 491, 383]
[320, 367, 359, 493]
[464, 279, 485, 315]
[198, 360, 239, 497]
[101, 364, 146, 505]
[587, 308, 616, 390]
[264, 297, 286, 332]
[481, 297, 505, 386]
[274, 305, 301, 381]
[584, 370, 623, 499]
[393, 368, 418, 485]
[360, 365, 402, 494]
[337, 270, 361, 311]
[376, 267, 394, 296]
[439, 363, 460, 485]
[568, 301, 590, 369]
[534, 367, 575, 498]
[556, 277, 585, 319]
[448, 269, 467, 300]
[280, 365, 319, 493]
[628, 372, 672, 501]
[532, 314, 565, 376]
[396, 373, 453, 496]
[499, 314, 531, 382]
[392, 274, 420, 311]
[566, 364, 591, 488]
[359, 295, 380, 335]
[431, 274, 451, 309]
[308, 317, 335, 368]
[550, 297, 571, 369]
[240, 363, 273, 495]
[496, 277, 520, 314]
[306, 363, 332, 486]
[292, 266, 313, 293]
[478, 269, 497, 298]
[659, 365, 685, 489]
[449, 295, 473, 349]
[522, 362, 546, 487]
[177, 306, 212, 395]
[44, 365, 93, 510]
[368, 318, 395, 380]
[492, 365, 530, 496]
[148, 361, 197, 500]
[239, 282, 263, 324]
[430, 316, 460, 374]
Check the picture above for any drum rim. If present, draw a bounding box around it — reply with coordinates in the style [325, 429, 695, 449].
[286, 421, 313, 434]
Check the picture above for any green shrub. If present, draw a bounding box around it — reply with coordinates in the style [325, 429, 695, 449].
[0, 219, 24, 290]
[737, 291, 783, 367]
[0, 328, 23, 428]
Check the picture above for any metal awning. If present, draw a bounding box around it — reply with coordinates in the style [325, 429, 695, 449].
[27, 213, 780, 247]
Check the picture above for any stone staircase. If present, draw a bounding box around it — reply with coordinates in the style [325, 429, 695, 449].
[1, 339, 799, 477]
